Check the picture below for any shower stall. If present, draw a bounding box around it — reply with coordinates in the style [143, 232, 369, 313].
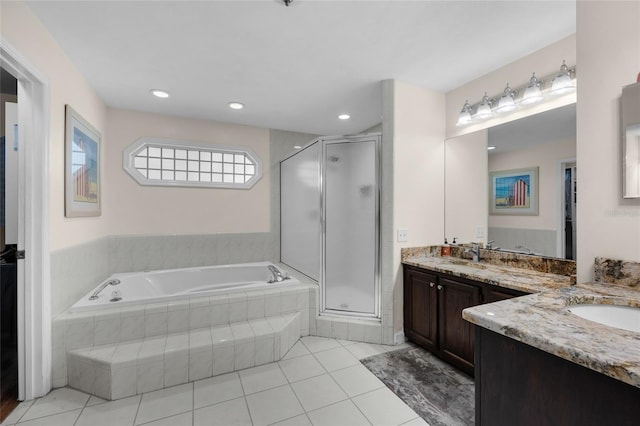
[280, 134, 380, 318]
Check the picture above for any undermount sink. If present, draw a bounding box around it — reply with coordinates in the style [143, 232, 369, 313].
[446, 259, 487, 269]
[567, 304, 640, 333]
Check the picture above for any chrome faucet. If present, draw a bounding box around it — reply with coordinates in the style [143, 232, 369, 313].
[466, 242, 480, 263]
[486, 240, 495, 250]
[267, 265, 290, 283]
[89, 279, 121, 300]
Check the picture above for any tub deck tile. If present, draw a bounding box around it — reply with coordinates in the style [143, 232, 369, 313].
[66, 312, 301, 400]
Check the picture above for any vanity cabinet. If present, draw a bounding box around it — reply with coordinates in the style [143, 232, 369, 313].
[403, 268, 439, 352]
[475, 327, 640, 425]
[438, 277, 481, 373]
[403, 264, 527, 375]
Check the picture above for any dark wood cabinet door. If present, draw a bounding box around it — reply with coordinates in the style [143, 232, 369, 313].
[483, 285, 527, 304]
[403, 267, 438, 351]
[438, 277, 481, 375]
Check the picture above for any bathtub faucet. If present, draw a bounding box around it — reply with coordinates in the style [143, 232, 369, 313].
[267, 265, 290, 283]
[89, 278, 121, 300]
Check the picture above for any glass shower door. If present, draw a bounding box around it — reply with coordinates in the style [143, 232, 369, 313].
[323, 137, 378, 316]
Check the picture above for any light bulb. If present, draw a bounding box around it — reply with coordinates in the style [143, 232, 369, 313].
[474, 93, 493, 119]
[456, 100, 473, 126]
[495, 84, 516, 113]
[521, 73, 543, 105]
[551, 60, 575, 95]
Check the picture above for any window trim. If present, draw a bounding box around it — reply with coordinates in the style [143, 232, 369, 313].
[123, 137, 262, 189]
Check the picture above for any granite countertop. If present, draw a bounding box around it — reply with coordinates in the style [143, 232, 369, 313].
[403, 256, 572, 294]
[463, 282, 640, 388]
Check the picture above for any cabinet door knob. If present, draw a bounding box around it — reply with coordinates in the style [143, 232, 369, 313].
[429, 282, 435, 287]
[437, 285, 443, 290]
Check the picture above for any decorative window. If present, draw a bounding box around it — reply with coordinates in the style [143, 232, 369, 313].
[123, 137, 262, 189]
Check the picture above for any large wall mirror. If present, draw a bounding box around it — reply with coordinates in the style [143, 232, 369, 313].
[445, 103, 576, 259]
[622, 82, 640, 198]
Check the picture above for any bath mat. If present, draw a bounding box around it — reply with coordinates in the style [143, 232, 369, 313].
[361, 346, 474, 426]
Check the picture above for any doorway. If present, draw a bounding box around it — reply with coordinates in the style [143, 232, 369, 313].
[562, 162, 577, 260]
[0, 66, 19, 422]
[1, 38, 52, 405]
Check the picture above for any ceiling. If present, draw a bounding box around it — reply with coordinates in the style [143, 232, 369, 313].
[26, 1, 576, 135]
[488, 103, 576, 154]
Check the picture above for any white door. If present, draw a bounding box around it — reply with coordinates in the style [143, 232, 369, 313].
[323, 138, 378, 316]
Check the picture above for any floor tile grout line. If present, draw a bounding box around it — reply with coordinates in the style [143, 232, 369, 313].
[14, 402, 85, 424]
[398, 416, 424, 426]
[4, 399, 31, 425]
[305, 396, 372, 426]
[191, 381, 194, 426]
[134, 408, 193, 426]
[236, 370, 256, 426]
[132, 389, 143, 426]
[71, 396, 89, 426]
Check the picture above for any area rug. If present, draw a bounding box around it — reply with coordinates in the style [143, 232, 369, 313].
[361, 346, 474, 426]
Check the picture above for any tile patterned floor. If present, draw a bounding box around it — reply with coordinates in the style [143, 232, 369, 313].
[1, 338, 428, 426]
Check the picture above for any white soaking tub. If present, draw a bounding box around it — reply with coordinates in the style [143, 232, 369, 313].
[69, 261, 299, 312]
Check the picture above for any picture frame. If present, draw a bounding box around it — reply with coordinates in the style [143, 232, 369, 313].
[489, 167, 538, 215]
[65, 105, 101, 217]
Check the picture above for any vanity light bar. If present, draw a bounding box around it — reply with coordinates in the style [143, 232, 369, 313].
[456, 61, 576, 126]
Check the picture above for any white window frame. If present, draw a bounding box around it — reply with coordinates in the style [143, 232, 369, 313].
[123, 137, 262, 189]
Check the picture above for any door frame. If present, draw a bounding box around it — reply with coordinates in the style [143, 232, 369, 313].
[1, 38, 51, 400]
[557, 157, 576, 260]
[319, 133, 381, 319]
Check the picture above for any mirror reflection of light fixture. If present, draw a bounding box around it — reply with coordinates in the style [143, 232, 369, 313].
[495, 83, 517, 113]
[550, 60, 575, 96]
[521, 73, 544, 105]
[456, 100, 473, 126]
[475, 93, 493, 119]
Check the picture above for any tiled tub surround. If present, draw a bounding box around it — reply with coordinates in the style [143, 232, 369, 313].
[463, 282, 640, 389]
[67, 313, 301, 400]
[51, 232, 279, 316]
[53, 283, 315, 395]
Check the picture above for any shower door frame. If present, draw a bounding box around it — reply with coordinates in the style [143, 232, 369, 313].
[319, 134, 381, 319]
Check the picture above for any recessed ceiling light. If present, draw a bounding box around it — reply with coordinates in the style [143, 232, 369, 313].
[150, 89, 170, 98]
[293, 145, 302, 149]
[338, 114, 351, 120]
[487, 146, 496, 150]
[228, 102, 244, 110]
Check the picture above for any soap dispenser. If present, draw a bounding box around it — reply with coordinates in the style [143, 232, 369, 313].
[441, 238, 451, 256]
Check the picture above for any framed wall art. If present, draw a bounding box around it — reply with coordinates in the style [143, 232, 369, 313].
[489, 167, 538, 215]
[65, 105, 101, 217]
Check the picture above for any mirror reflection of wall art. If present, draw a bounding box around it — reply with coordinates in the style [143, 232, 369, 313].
[489, 167, 538, 215]
[65, 105, 101, 217]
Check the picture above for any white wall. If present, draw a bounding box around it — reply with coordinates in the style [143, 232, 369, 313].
[392, 80, 445, 333]
[576, 1, 640, 282]
[445, 130, 488, 244]
[1, 1, 109, 251]
[446, 35, 576, 139]
[489, 137, 576, 230]
[4, 102, 18, 244]
[106, 108, 270, 236]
